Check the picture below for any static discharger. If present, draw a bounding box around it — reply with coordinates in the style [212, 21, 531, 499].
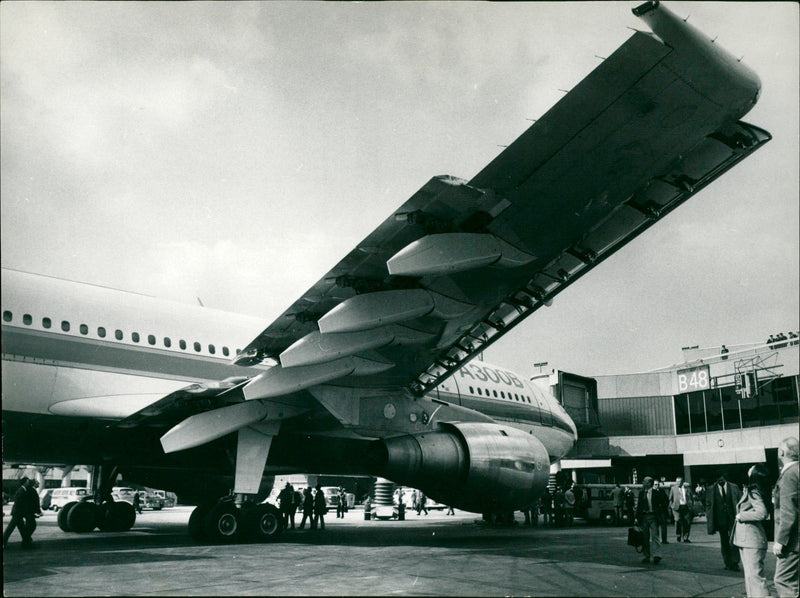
[386, 233, 535, 277]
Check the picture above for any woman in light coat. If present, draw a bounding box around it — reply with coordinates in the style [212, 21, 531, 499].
[732, 464, 772, 597]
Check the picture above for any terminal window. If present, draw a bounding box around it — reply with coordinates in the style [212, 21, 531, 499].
[674, 375, 799, 434]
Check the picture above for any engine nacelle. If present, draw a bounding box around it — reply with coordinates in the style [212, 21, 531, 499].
[368, 422, 550, 513]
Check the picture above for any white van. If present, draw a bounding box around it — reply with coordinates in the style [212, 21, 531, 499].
[112, 487, 137, 505]
[50, 487, 89, 510]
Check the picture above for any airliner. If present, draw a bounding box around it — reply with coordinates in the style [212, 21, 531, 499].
[2, 267, 574, 537]
[1, 2, 770, 542]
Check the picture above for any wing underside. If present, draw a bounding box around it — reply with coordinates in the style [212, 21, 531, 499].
[234, 26, 770, 399]
[120, 4, 771, 433]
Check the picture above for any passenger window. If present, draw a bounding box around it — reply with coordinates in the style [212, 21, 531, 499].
[164, 337, 171, 348]
[98, 327, 106, 338]
[23, 314, 32, 325]
[132, 332, 140, 342]
[80, 323, 89, 334]
[477, 388, 482, 395]
[236, 348, 241, 355]
[2, 311, 11, 322]
[469, 386, 474, 394]
[209, 344, 216, 354]
[62, 321, 70, 332]
[115, 330, 123, 340]
[222, 346, 229, 357]
[148, 334, 156, 345]
[194, 342, 201, 352]
[179, 340, 186, 350]
[493, 390, 498, 398]
[43, 317, 51, 329]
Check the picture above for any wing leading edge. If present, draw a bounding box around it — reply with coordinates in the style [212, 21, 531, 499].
[232, 2, 770, 400]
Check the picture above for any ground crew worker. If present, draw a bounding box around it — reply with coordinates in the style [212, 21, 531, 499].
[298, 487, 314, 530]
[313, 484, 327, 530]
[3, 477, 41, 549]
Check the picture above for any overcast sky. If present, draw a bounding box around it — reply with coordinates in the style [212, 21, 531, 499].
[2, 2, 798, 378]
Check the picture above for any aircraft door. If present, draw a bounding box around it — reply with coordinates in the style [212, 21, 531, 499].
[532, 386, 552, 427]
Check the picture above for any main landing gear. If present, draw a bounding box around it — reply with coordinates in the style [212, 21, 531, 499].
[188, 497, 284, 543]
[57, 498, 136, 533]
[57, 464, 136, 534]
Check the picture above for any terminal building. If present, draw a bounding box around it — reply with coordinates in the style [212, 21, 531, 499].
[542, 334, 799, 487]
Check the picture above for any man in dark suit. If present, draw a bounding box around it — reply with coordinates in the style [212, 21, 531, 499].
[2, 477, 41, 549]
[635, 476, 668, 564]
[706, 472, 742, 571]
[773, 437, 799, 597]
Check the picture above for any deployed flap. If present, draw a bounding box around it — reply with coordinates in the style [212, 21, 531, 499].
[235, 3, 769, 397]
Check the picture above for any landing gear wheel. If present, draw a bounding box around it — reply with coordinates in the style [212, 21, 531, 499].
[97, 501, 136, 532]
[67, 501, 98, 533]
[188, 504, 212, 542]
[202, 502, 240, 543]
[58, 501, 78, 531]
[244, 503, 283, 542]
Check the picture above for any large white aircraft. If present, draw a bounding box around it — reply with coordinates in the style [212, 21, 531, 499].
[1, 2, 770, 542]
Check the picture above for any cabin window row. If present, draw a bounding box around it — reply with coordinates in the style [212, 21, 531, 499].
[3, 310, 240, 357]
[468, 385, 532, 403]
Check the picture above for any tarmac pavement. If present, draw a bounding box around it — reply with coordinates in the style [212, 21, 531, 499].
[2, 505, 778, 596]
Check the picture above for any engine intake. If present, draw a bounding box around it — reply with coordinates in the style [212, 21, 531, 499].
[368, 422, 550, 513]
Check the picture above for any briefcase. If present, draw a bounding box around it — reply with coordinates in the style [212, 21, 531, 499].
[627, 526, 644, 553]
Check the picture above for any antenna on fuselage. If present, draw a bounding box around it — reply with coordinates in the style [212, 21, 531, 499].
[196, 297, 205, 307]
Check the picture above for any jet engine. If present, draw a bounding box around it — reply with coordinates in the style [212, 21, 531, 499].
[368, 422, 550, 513]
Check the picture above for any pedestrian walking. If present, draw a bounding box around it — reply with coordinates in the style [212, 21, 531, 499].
[336, 487, 346, 519]
[732, 464, 771, 597]
[553, 487, 565, 527]
[773, 437, 799, 597]
[298, 487, 314, 530]
[669, 476, 693, 542]
[417, 492, 428, 516]
[611, 483, 624, 525]
[313, 484, 327, 530]
[564, 484, 576, 527]
[3, 477, 41, 549]
[707, 473, 742, 571]
[635, 476, 667, 564]
[278, 482, 296, 530]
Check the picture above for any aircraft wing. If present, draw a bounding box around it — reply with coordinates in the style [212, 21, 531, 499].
[234, 5, 770, 402]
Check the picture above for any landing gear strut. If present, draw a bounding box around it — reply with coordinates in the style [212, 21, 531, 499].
[57, 464, 136, 534]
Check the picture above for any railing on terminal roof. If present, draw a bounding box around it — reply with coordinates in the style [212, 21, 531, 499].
[647, 335, 799, 374]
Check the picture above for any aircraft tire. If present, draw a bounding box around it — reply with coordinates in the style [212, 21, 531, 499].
[243, 503, 283, 542]
[57, 501, 78, 532]
[67, 501, 98, 533]
[98, 501, 136, 532]
[202, 502, 240, 543]
[188, 504, 212, 542]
